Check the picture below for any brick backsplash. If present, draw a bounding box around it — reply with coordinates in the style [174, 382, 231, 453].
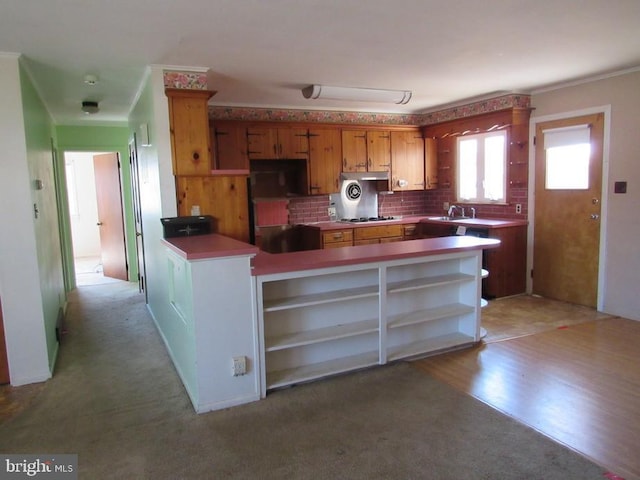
[288, 196, 331, 224]
[286, 186, 528, 224]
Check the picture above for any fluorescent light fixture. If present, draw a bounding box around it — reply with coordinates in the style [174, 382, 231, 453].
[302, 85, 412, 105]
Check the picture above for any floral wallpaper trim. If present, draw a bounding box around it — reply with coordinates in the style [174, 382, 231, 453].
[420, 94, 531, 125]
[208, 94, 530, 126]
[209, 107, 423, 125]
[163, 71, 208, 90]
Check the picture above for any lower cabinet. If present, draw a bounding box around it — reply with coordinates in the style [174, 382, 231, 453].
[255, 251, 481, 395]
[354, 225, 404, 245]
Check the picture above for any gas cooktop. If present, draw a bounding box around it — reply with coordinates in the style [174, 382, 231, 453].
[340, 216, 397, 223]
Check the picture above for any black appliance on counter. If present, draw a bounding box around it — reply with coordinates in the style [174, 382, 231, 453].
[160, 215, 214, 238]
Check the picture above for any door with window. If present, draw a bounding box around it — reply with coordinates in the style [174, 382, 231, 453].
[533, 113, 604, 307]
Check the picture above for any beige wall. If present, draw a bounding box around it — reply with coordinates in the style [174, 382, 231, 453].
[531, 69, 640, 320]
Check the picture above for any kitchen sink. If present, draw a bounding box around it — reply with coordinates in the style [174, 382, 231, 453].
[426, 216, 472, 221]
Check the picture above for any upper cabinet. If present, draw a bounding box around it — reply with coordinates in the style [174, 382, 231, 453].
[212, 122, 249, 170]
[166, 88, 215, 176]
[247, 127, 309, 160]
[342, 130, 391, 172]
[390, 130, 425, 191]
[308, 128, 342, 195]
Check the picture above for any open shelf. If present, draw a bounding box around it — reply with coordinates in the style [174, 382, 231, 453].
[263, 284, 379, 312]
[266, 350, 380, 390]
[387, 332, 475, 362]
[266, 319, 379, 352]
[388, 303, 475, 329]
[387, 272, 474, 293]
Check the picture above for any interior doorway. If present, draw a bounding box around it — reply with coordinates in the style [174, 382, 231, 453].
[64, 151, 128, 286]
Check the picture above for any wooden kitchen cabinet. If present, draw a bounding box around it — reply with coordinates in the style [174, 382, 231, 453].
[402, 223, 419, 240]
[341, 130, 391, 172]
[247, 127, 309, 160]
[176, 175, 250, 242]
[212, 122, 249, 170]
[390, 131, 425, 191]
[484, 225, 527, 298]
[308, 128, 342, 195]
[354, 225, 404, 245]
[424, 138, 438, 190]
[341, 130, 368, 172]
[166, 89, 215, 176]
[322, 229, 354, 248]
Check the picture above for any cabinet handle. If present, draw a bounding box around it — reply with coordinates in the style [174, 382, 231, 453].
[273, 144, 278, 155]
[193, 152, 200, 161]
[333, 233, 343, 240]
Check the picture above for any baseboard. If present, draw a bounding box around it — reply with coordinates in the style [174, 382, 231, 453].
[10, 371, 51, 387]
[195, 393, 261, 414]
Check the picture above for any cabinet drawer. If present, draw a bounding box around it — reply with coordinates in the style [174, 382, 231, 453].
[354, 239, 380, 246]
[354, 225, 403, 240]
[322, 230, 353, 245]
[403, 223, 418, 239]
[324, 240, 354, 249]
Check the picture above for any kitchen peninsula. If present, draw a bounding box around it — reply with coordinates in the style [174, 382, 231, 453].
[161, 233, 499, 413]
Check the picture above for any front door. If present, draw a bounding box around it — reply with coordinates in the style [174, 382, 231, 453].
[93, 153, 128, 281]
[532, 113, 604, 307]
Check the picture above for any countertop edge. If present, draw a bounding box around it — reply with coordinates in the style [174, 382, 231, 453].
[251, 236, 499, 276]
[162, 234, 260, 260]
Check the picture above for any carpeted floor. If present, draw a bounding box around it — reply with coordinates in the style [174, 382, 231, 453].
[0, 282, 608, 479]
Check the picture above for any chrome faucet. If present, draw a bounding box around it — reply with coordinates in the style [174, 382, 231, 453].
[470, 207, 476, 219]
[447, 205, 457, 217]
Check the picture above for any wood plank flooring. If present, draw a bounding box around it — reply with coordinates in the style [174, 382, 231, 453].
[414, 304, 640, 480]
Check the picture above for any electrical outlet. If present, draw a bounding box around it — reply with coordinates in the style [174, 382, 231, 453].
[515, 204, 522, 214]
[443, 202, 449, 211]
[328, 207, 336, 218]
[232, 356, 247, 376]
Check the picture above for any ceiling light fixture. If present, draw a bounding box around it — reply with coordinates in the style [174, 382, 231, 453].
[302, 85, 412, 105]
[84, 74, 99, 85]
[81, 101, 99, 114]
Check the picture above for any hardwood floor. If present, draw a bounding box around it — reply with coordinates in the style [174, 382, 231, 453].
[414, 298, 640, 480]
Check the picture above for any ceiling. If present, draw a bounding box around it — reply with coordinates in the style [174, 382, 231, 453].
[2, 0, 640, 125]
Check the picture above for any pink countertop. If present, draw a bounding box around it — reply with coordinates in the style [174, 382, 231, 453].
[162, 234, 259, 260]
[302, 215, 527, 231]
[251, 236, 500, 276]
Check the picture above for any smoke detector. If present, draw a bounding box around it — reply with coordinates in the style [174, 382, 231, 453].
[81, 101, 99, 114]
[84, 74, 99, 85]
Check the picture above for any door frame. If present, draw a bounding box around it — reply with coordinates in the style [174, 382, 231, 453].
[527, 105, 611, 310]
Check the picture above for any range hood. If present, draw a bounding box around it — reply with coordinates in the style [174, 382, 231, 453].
[340, 171, 389, 181]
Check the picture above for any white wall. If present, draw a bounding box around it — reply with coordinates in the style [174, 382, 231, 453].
[531, 69, 640, 321]
[0, 54, 51, 384]
[65, 152, 101, 258]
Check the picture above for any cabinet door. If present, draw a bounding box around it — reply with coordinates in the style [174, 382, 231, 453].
[213, 122, 248, 170]
[278, 128, 309, 159]
[341, 130, 368, 172]
[390, 131, 425, 191]
[367, 131, 391, 172]
[176, 175, 250, 242]
[308, 128, 342, 195]
[424, 138, 438, 190]
[247, 127, 278, 159]
[484, 226, 527, 298]
[166, 89, 214, 176]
